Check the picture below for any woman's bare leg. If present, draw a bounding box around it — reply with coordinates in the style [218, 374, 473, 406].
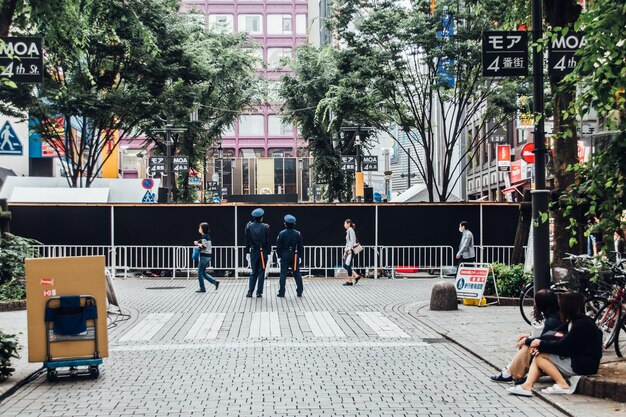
[532, 354, 569, 388]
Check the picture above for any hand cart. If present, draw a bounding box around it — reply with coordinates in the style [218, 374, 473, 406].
[43, 295, 102, 382]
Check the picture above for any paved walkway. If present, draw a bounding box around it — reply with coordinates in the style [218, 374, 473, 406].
[0, 277, 620, 416]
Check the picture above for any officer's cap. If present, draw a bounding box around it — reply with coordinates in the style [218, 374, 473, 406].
[251, 208, 264, 218]
[284, 214, 296, 224]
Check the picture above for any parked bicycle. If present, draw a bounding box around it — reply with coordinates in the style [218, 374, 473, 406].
[518, 253, 619, 325]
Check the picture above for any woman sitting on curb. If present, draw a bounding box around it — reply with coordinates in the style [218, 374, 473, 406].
[508, 292, 602, 397]
[491, 289, 561, 384]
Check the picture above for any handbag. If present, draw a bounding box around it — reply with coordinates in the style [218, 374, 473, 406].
[192, 247, 200, 261]
[540, 330, 566, 341]
[352, 243, 363, 254]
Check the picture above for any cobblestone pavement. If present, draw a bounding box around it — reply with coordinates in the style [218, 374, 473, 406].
[0, 278, 570, 416]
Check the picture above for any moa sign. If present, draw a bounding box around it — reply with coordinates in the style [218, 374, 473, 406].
[0, 37, 44, 83]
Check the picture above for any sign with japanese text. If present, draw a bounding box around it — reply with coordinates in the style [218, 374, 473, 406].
[482, 31, 529, 77]
[548, 32, 585, 76]
[149, 156, 166, 173]
[0, 37, 44, 83]
[455, 265, 491, 299]
[497, 145, 511, 172]
[341, 155, 356, 172]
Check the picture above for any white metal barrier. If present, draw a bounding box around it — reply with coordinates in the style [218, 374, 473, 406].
[30, 244, 520, 279]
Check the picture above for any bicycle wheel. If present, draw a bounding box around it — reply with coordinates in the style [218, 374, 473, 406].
[595, 303, 622, 349]
[614, 313, 626, 357]
[585, 296, 607, 318]
[519, 284, 534, 325]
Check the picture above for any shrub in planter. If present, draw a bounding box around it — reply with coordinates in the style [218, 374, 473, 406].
[0, 233, 39, 301]
[484, 263, 532, 298]
[0, 279, 26, 302]
[0, 331, 20, 380]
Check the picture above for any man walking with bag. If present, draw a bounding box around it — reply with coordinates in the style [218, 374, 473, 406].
[276, 214, 304, 298]
[246, 208, 271, 298]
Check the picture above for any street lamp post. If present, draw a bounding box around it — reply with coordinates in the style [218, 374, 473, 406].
[531, 0, 550, 292]
[151, 114, 187, 203]
[400, 148, 417, 188]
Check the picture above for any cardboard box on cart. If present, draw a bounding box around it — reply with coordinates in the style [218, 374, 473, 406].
[25, 256, 109, 363]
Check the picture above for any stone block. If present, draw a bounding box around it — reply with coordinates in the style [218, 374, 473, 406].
[430, 281, 458, 311]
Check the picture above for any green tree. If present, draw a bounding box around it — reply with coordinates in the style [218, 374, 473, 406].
[544, 0, 584, 265]
[561, 0, 626, 252]
[280, 45, 380, 201]
[328, 0, 524, 201]
[0, 1, 257, 191]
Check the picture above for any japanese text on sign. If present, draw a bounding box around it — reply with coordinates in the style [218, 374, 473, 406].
[482, 31, 529, 77]
[341, 156, 356, 172]
[455, 266, 491, 299]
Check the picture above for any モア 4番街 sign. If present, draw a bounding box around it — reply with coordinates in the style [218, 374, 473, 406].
[482, 31, 529, 77]
[0, 37, 44, 83]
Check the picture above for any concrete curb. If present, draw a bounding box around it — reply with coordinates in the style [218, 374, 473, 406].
[0, 300, 26, 312]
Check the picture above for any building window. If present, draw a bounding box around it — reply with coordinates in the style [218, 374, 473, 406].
[208, 15, 233, 33]
[296, 14, 307, 35]
[267, 47, 292, 69]
[238, 115, 264, 136]
[267, 15, 292, 35]
[238, 15, 263, 35]
[265, 80, 282, 102]
[268, 115, 293, 136]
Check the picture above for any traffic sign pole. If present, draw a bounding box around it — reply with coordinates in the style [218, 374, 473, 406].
[531, 0, 550, 293]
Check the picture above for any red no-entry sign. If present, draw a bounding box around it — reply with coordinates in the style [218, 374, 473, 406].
[521, 143, 535, 163]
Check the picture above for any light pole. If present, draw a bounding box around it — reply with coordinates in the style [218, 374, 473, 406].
[383, 148, 392, 202]
[339, 125, 375, 202]
[400, 148, 417, 188]
[151, 114, 187, 203]
[531, 0, 550, 292]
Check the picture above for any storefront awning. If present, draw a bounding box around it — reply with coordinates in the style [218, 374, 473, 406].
[502, 179, 530, 195]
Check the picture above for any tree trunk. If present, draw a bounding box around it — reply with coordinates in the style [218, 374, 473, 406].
[545, 0, 582, 267]
[0, 0, 18, 36]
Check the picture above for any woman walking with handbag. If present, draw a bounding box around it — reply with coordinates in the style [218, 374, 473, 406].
[342, 219, 363, 286]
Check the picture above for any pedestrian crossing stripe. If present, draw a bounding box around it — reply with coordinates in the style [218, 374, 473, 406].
[185, 313, 226, 340]
[116, 311, 412, 342]
[142, 190, 155, 203]
[119, 313, 174, 342]
[305, 311, 346, 337]
[0, 121, 22, 155]
[356, 312, 411, 338]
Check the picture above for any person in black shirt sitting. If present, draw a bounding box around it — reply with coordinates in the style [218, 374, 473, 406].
[491, 289, 561, 384]
[508, 292, 602, 397]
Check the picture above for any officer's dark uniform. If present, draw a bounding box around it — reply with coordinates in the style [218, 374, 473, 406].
[245, 208, 270, 297]
[276, 214, 304, 297]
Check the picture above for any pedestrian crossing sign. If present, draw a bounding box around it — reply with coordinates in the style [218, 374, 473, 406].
[0, 121, 22, 155]
[142, 190, 155, 203]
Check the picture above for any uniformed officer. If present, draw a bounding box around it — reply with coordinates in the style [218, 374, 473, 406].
[245, 208, 271, 298]
[276, 214, 304, 298]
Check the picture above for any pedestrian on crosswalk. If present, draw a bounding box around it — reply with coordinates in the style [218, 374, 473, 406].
[245, 208, 271, 298]
[342, 219, 363, 286]
[194, 222, 220, 293]
[276, 214, 304, 298]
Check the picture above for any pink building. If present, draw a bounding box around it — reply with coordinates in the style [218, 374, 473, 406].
[180, 0, 309, 158]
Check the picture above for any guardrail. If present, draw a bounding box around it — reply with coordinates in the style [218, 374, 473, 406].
[29, 244, 520, 279]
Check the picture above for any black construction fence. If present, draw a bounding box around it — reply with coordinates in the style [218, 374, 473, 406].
[9, 203, 520, 249]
